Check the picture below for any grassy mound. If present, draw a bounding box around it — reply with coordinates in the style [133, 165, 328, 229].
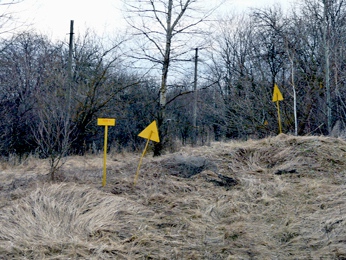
[1, 134, 346, 259]
[0, 183, 147, 259]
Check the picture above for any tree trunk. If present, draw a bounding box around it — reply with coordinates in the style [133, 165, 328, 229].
[154, 0, 173, 156]
[323, 0, 332, 133]
[192, 48, 198, 146]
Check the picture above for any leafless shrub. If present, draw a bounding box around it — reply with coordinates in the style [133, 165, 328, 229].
[32, 88, 75, 181]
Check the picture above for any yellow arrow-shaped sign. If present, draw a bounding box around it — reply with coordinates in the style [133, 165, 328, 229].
[272, 84, 283, 134]
[272, 84, 284, 102]
[134, 121, 160, 185]
[138, 120, 160, 143]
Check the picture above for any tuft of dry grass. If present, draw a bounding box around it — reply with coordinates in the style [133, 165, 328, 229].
[1, 134, 346, 259]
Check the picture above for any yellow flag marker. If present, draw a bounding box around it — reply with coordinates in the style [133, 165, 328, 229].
[138, 120, 160, 142]
[97, 118, 116, 187]
[272, 84, 284, 102]
[134, 121, 160, 185]
[272, 84, 283, 134]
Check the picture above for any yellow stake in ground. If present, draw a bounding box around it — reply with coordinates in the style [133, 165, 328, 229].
[134, 121, 160, 185]
[272, 84, 284, 134]
[97, 118, 116, 187]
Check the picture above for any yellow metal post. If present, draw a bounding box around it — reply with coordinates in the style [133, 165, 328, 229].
[134, 138, 150, 185]
[134, 121, 160, 186]
[97, 118, 115, 187]
[272, 84, 283, 135]
[102, 125, 108, 187]
[134, 131, 152, 186]
[276, 101, 282, 134]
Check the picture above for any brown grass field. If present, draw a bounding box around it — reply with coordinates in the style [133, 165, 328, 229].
[1, 134, 346, 259]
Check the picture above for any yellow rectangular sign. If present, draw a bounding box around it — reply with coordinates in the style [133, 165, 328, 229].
[97, 118, 116, 126]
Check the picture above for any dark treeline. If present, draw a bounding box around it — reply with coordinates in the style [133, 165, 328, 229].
[1, 0, 346, 159]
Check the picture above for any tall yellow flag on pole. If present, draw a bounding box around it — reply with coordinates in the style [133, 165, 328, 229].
[272, 84, 283, 134]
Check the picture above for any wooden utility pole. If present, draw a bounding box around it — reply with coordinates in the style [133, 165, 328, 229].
[68, 20, 74, 114]
[192, 48, 198, 145]
[68, 20, 74, 80]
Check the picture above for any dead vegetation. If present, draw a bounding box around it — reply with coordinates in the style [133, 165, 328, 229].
[1, 134, 346, 259]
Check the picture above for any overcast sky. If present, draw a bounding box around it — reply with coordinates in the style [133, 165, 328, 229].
[6, 0, 292, 41]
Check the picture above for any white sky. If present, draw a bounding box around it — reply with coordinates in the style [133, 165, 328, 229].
[4, 0, 292, 42]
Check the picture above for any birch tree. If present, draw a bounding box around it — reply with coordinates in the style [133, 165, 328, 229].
[301, 0, 346, 134]
[123, 0, 223, 155]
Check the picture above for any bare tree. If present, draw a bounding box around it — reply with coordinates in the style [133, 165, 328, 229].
[207, 10, 287, 139]
[70, 32, 135, 154]
[0, 0, 25, 37]
[22, 34, 74, 180]
[123, 0, 223, 155]
[0, 33, 53, 157]
[299, 0, 346, 134]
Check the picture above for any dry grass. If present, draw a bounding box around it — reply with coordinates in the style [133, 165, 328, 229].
[1, 134, 346, 259]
